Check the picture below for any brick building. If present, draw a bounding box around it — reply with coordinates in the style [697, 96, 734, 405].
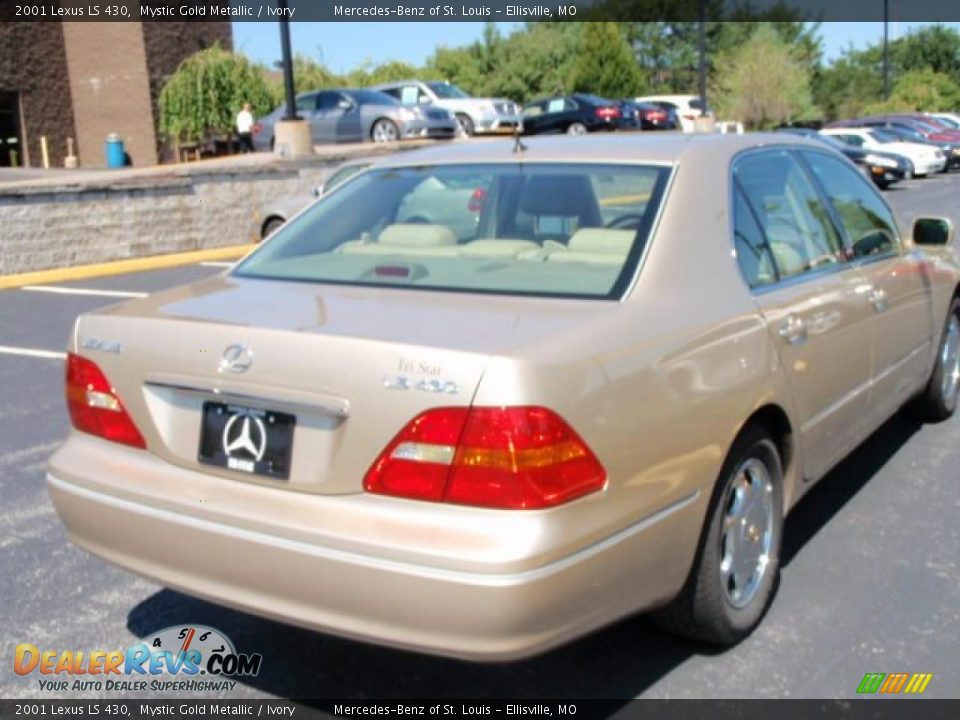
[0, 21, 231, 168]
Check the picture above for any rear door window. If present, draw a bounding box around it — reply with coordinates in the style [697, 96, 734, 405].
[733, 150, 846, 280]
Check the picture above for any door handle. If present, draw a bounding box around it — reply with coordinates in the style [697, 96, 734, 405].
[778, 315, 808, 345]
[868, 287, 889, 313]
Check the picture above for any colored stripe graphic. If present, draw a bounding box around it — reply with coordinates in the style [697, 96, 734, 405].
[857, 672, 932, 694]
[857, 673, 885, 694]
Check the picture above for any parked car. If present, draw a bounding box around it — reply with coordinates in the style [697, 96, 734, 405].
[258, 161, 373, 239]
[828, 114, 960, 170]
[371, 79, 522, 136]
[253, 89, 457, 149]
[617, 100, 680, 130]
[258, 160, 484, 241]
[821, 127, 946, 177]
[633, 94, 712, 132]
[49, 134, 960, 661]
[926, 112, 960, 129]
[521, 94, 631, 135]
[776, 127, 909, 189]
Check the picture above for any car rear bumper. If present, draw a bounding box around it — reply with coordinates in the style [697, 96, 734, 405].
[47, 434, 701, 661]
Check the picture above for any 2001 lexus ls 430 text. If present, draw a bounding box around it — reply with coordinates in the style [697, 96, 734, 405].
[48, 134, 960, 660]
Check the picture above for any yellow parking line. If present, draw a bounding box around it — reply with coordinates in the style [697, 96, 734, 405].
[0, 244, 256, 291]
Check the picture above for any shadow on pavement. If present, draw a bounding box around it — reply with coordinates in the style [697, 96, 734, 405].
[127, 411, 924, 701]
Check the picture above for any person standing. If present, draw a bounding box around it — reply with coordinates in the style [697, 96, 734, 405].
[236, 102, 255, 153]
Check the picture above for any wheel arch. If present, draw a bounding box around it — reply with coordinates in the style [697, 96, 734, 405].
[730, 403, 799, 510]
[260, 215, 285, 240]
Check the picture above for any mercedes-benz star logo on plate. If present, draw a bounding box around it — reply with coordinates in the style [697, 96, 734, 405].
[220, 343, 253, 373]
[222, 412, 267, 461]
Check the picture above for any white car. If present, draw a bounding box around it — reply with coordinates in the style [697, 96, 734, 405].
[821, 127, 946, 177]
[372, 80, 522, 136]
[633, 94, 711, 133]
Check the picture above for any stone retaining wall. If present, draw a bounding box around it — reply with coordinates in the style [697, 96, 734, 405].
[0, 148, 414, 276]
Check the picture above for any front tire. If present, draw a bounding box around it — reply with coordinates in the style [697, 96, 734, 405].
[655, 426, 784, 644]
[915, 299, 960, 422]
[371, 119, 399, 143]
[456, 114, 475, 136]
[566, 122, 588, 135]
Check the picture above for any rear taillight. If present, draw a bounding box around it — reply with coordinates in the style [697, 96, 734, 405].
[66, 353, 146, 449]
[364, 406, 606, 509]
[252, 123, 262, 135]
[467, 187, 486, 213]
[595, 107, 621, 120]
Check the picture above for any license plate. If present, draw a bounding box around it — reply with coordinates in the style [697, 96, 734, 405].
[198, 402, 295, 480]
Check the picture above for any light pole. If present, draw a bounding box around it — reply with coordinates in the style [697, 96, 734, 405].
[279, 0, 297, 120]
[698, 0, 707, 112]
[272, 0, 313, 156]
[883, 0, 891, 99]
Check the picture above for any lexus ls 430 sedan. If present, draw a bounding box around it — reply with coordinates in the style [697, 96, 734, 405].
[49, 135, 960, 660]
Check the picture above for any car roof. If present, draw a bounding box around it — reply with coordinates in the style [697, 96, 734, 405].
[367, 133, 829, 169]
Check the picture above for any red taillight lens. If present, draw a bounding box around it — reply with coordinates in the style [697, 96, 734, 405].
[66, 353, 146, 449]
[467, 187, 486, 213]
[595, 107, 621, 120]
[364, 407, 606, 509]
[252, 123, 262, 135]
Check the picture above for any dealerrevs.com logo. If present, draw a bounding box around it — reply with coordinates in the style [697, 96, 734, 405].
[14, 625, 262, 693]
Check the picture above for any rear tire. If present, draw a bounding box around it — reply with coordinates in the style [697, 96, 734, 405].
[914, 299, 960, 422]
[654, 425, 783, 644]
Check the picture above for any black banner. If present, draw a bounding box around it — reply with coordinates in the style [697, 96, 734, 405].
[2, 0, 960, 23]
[1, 700, 959, 720]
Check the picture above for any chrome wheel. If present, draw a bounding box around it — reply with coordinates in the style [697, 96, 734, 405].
[719, 458, 775, 609]
[567, 123, 587, 135]
[372, 120, 398, 143]
[940, 314, 960, 407]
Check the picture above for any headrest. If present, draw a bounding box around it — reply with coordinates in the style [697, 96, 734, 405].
[518, 175, 598, 217]
[568, 228, 636, 254]
[378, 224, 457, 247]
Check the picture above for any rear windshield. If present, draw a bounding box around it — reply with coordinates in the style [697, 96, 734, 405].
[235, 163, 671, 300]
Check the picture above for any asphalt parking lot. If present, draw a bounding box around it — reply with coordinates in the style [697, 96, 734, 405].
[1, 171, 959, 703]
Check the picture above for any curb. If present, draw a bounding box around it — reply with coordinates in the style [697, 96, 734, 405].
[0, 244, 256, 290]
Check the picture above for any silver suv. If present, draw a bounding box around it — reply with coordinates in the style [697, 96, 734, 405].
[371, 80, 522, 136]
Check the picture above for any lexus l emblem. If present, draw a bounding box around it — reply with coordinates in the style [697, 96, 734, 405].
[222, 412, 267, 461]
[220, 344, 253, 373]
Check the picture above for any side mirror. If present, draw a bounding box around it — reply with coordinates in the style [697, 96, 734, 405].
[913, 217, 954, 246]
[418, 96, 431, 105]
[311, 185, 323, 198]
[337, 99, 353, 110]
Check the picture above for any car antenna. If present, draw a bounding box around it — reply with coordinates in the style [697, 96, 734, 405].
[512, 125, 527, 154]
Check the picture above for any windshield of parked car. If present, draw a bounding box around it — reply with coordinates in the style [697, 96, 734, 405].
[935, 116, 960, 128]
[346, 89, 400, 106]
[427, 82, 471, 99]
[234, 163, 671, 300]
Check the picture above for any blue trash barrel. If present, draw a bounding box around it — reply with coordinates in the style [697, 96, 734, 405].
[105, 133, 125, 168]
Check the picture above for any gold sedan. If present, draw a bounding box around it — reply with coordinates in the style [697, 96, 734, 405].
[49, 134, 960, 659]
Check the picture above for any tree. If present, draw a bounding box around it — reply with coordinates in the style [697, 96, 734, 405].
[863, 68, 960, 114]
[570, 23, 645, 98]
[711, 24, 817, 129]
[159, 44, 274, 144]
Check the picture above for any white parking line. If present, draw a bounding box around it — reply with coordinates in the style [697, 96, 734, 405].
[20, 285, 148, 299]
[198, 261, 234, 268]
[0, 345, 66, 360]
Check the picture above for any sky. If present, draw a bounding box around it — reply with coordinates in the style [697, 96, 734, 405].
[231, 22, 960, 74]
